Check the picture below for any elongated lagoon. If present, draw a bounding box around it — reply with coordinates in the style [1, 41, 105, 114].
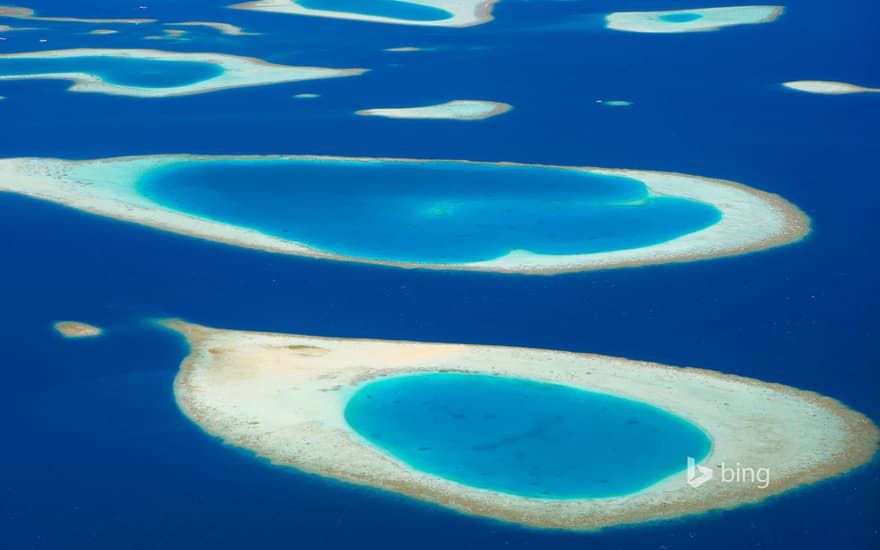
[138, 158, 721, 264]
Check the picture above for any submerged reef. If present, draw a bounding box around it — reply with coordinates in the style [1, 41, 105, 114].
[167, 319, 879, 530]
[52, 320, 103, 338]
[606, 6, 784, 33]
[0, 48, 366, 97]
[0, 154, 810, 274]
[356, 100, 511, 120]
[228, 0, 500, 28]
[0, 5, 154, 24]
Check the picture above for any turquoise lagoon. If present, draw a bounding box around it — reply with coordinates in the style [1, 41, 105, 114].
[296, 0, 453, 21]
[138, 159, 722, 264]
[0, 57, 224, 88]
[344, 373, 712, 498]
[658, 13, 704, 23]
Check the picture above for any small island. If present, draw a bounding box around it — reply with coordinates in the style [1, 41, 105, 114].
[229, 0, 500, 28]
[52, 320, 103, 338]
[606, 6, 784, 33]
[782, 80, 880, 95]
[0, 48, 367, 97]
[356, 100, 512, 120]
[167, 319, 879, 530]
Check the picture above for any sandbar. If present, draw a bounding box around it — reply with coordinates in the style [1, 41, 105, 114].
[782, 80, 880, 95]
[228, 0, 500, 28]
[0, 154, 810, 274]
[167, 319, 878, 530]
[87, 29, 119, 36]
[356, 100, 511, 120]
[0, 49, 367, 97]
[53, 320, 103, 338]
[144, 29, 188, 41]
[165, 21, 260, 36]
[0, 5, 154, 24]
[606, 6, 784, 33]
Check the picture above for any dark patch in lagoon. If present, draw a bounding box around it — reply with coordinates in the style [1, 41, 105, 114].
[659, 13, 703, 23]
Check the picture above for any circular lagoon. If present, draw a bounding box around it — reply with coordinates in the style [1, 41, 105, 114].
[345, 373, 711, 498]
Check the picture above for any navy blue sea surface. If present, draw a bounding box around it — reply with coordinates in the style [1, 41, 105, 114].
[345, 373, 711, 498]
[0, 0, 878, 549]
[0, 56, 224, 87]
[139, 159, 720, 262]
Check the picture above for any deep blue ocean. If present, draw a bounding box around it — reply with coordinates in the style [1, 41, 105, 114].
[1, 0, 877, 548]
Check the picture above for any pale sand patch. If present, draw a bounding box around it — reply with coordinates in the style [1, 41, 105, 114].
[144, 29, 188, 41]
[87, 29, 119, 35]
[356, 100, 511, 120]
[294, 92, 320, 98]
[166, 319, 879, 531]
[606, 6, 783, 33]
[165, 21, 260, 36]
[782, 80, 880, 95]
[0, 49, 367, 97]
[0, 154, 810, 274]
[53, 320, 103, 338]
[384, 46, 422, 52]
[229, 0, 500, 28]
[0, 5, 154, 24]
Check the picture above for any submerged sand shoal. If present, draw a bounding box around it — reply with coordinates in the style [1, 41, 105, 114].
[229, 0, 500, 28]
[0, 5, 155, 24]
[606, 6, 784, 33]
[356, 100, 511, 120]
[0, 48, 367, 97]
[167, 319, 879, 530]
[53, 320, 103, 338]
[0, 154, 809, 274]
[782, 80, 880, 95]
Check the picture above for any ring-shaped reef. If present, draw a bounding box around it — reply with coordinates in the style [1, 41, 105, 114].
[0, 49, 367, 97]
[606, 6, 784, 33]
[166, 320, 879, 531]
[0, 155, 809, 274]
[228, 0, 500, 27]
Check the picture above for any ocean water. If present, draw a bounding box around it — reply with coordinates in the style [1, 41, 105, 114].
[0, 56, 224, 87]
[138, 158, 720, 262]
[345, 373, 711, 498]
[0, 0, 877, 549]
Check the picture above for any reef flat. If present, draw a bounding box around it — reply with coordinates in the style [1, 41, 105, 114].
[0, 154, 809, 274]
[356, 100, 511, 120]
[783, 80, 880, 95]
[0, 5, 155, 25]
[606, 6, 784, 33]
[0, 49, 366, 97]
[52, 320, 103, 338]
[165, 21, 260, 36]
[228, 0, 500, 28]
[167, 319, 879, 531]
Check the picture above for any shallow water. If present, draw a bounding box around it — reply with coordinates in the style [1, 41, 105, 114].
[297, 0, 452, 21]
[345, 372, 711, 498]
[138, 159, 721, 263]
[0, 57, 224, 88]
